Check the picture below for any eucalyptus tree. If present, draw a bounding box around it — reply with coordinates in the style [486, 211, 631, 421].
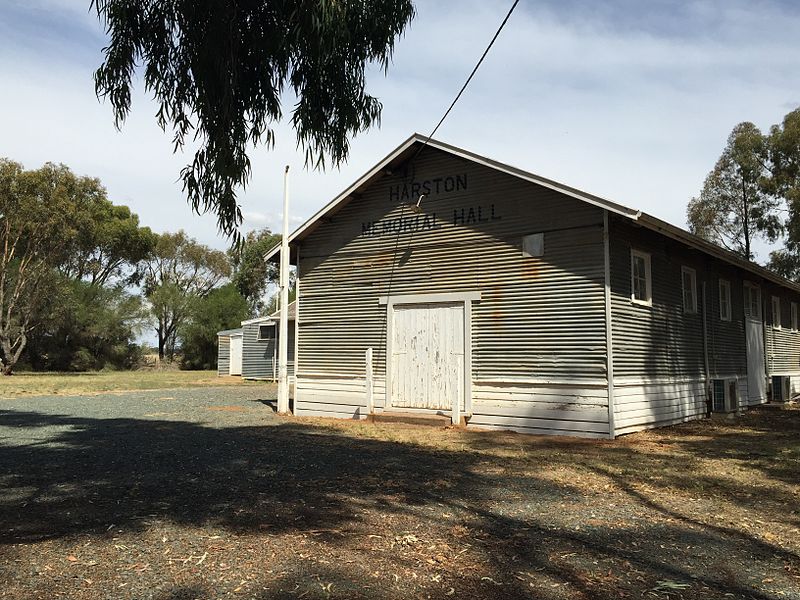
[62, 198, 157, 287]
[92, 0, 416, 237]
[765, 108, 800, 237]
[687, 122, 783, 261]
[143, 231, 231, 361]
[0, 160, 83, 374]
[763, 108, 800, 280]
[180, 283, 250, 370]
[228, 228, 281, 316]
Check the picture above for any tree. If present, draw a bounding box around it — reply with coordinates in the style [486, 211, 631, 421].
[180, 284, 250, 370]
[768, 247, 800, 282]
[687, 122, 783, 261]
[25, 279, 147, 371]
[93, 0, 416, 237]
[143, 231, 231, 362]
[763, 108, 800, 281]
[0, 160, 90, 375]
[766, 108, 800, 244]
[229, 228, 281, 315]
[265, 280, 297, 316]
[61, 196, 157, 287]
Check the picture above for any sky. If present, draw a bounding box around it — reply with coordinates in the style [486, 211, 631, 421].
[1, 0, 799, 262]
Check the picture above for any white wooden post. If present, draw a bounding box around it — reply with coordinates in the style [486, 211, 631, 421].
[365, 347, 374, 416]
[452, 366, 461, 426]
[277, 165, 291, 414]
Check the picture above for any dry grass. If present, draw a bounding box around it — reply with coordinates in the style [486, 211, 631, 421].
[0, 370, 256, 398]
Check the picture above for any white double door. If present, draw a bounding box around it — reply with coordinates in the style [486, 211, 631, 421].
[390, 302, 465, 412]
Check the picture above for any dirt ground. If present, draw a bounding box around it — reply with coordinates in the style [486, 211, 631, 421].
[0, 386, 798, 600]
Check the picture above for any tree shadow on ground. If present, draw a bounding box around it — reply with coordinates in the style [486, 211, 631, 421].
[0, 407, 798, 599]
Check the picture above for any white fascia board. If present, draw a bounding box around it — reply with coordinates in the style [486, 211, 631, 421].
[241, 316, 276, 326]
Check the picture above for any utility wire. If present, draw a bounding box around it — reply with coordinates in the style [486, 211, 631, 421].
[380, 0, 521, 345]
[413, 0, 521, 161]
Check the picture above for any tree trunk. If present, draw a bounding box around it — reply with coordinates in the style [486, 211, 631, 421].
[156, 326, 166, 361]
[0, 333, 26, 376]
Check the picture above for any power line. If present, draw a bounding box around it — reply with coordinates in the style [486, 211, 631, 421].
[415, 0, 521, 157]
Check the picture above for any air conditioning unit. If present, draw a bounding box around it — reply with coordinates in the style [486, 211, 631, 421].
[712, 378, 738, 413]
[771, 376, 791, 403]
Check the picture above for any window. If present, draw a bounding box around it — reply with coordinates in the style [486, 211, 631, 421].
[681, 266, 697, 314]
[771, 296, 781, 330]
[522, 232, 544, 257]
[719, 279, 731, 322]
[792, 302, 798, 332]
[712, 378, 739, 413]
[257, 324, 276, 341]
[772, 375, 790, 402]
[712, 379, 726, 412]
[744, 283, 761, 320]
[630, 250, 652, 305]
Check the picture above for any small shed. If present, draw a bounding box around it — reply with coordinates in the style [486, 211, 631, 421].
[216, 328, 243, 376]
[240, 301, 296, 381]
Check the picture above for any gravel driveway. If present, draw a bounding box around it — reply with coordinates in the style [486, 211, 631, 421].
[0, 386, 798, 600]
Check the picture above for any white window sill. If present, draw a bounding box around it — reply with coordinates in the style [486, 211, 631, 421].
[631, 298, 652, 307]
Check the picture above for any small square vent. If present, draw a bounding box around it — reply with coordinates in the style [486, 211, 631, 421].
[522, 233, 544, 257]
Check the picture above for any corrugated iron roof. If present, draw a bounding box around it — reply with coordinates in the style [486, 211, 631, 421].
[240, 300, 297, 326]
[216, 328, 242, 337]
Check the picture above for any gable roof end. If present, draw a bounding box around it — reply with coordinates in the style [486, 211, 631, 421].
[264, 134, 800, 294]
[264, 133, 640, 262]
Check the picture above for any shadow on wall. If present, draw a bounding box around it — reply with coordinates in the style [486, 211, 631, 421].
[0, 407, 798, 599]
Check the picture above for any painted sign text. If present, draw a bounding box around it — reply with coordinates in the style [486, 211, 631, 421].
[361, 204, 502, 238]
[388, 174, 468, 202]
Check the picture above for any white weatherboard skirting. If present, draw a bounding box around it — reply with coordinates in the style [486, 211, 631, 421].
[295, 375, 611, 436]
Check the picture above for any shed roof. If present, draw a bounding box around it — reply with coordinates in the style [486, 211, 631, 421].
[265, 134, 800, 294]
[217, 328, 242, 337]
[240, 300, 296, 326]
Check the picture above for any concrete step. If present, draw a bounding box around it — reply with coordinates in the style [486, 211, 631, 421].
[369, 411, 458, 427]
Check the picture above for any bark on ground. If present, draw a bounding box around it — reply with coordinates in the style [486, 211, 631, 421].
[0, 386, 798, 599]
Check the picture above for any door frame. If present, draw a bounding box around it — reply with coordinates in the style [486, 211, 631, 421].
[379, 291, 480, 421]
[229, 333, 244, 376]
[745, 316, 767, 404]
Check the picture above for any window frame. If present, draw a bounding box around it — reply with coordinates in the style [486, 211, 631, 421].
[257, 323, 276, 341]
[630, 249, 652, 307]
[792, 302, 798, 332]
[743, 282, 761, 320]
[681, 266, 698, 314]
[718, 279, 731, 322]
[711, 378, 738, 413]
[771, 296, 782, 330]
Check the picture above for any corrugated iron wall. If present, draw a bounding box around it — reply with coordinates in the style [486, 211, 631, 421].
[609, 219, 709, 433]
[608, 216, 800, 433]
[609, 219, 706, 380]
[241, 322, 295, 380]
[704, 264, 748, 378]
[296, 147, 610, 437]
[217, 336, 230, 376]
[764, 285, 800, 376]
